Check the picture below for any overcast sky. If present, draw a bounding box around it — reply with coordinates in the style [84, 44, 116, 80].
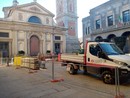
[0, 0, 109, 38]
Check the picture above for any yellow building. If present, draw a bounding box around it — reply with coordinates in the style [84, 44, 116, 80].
[0, 0, 67, 57]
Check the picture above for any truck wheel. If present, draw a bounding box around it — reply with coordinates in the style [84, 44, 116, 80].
[70, 65, 78, 75]
[102, 71, 114, 84]
[67, 65, 77, 75]
[83, 66, 87, 75]
[66, 63, 78, 75]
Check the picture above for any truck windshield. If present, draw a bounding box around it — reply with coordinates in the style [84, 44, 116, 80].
[99, 43, 124, 55]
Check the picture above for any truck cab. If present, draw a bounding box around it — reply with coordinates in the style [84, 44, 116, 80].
[85, 41, 130, 84]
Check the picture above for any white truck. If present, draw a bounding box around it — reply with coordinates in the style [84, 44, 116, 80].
[59, 41, 130, 84]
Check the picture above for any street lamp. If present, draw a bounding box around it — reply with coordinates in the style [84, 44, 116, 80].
[51, 26, 55, 81]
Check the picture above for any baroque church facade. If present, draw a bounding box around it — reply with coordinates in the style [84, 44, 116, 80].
[0, 0, 67, 57]
[56, 0, 80, 53]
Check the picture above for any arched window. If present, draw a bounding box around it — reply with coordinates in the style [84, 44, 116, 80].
[28, 16, 42, 24]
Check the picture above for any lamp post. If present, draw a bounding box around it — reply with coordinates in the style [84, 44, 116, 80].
[51, 26, 64, 82]
[52, 26, 55, 80]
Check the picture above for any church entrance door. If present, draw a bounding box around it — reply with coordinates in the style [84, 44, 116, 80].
[30, 35, 40, 56]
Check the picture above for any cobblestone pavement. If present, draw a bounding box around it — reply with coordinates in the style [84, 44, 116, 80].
[0, 62, 130, 98]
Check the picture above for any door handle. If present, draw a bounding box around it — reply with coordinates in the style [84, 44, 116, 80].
[88, 58, 90, 62]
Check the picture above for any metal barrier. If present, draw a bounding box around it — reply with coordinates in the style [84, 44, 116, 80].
[115, 67, 125, 98]
[0, 57, 13, 66]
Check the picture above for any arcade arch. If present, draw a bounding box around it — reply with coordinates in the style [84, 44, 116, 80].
[95, 36, 103, 42]
[107, 34, 116, 42]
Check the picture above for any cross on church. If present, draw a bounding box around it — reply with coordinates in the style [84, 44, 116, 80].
[33, 0, 37, 2]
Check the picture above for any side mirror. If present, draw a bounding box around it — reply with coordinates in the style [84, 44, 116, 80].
[97, 51, 103, 58]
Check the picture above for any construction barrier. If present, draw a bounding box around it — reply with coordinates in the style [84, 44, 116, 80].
[58, 53, 61, 62]
[21, 57, 39, 70]
[14, 56, 22, 68]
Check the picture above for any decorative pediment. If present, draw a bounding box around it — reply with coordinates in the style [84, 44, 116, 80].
[2, 2, 55, 24]
[4, 2, 55, 17]
[18, 2, 54, 16]
[29, 6, 41, 12]
[20, 5, 48, 14]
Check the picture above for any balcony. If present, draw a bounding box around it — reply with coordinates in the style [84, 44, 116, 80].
[92, 21, 130, 35]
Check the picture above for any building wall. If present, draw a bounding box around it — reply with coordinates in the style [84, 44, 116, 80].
[82, 0, 130, 52]
[0, 1, 66, 57]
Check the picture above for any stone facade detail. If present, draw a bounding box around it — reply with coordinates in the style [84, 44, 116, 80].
[82, 0, 130, 53]
[0, 1, 67, 57]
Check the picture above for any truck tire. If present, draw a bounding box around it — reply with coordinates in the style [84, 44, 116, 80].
[102, 71, 114, 84]
[83, 66, 88, 75]
[67, 64, 78, 75]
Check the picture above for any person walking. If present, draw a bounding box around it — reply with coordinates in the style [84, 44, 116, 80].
[6, 56, 9, 67]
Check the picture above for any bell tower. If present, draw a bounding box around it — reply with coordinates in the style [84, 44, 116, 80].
[56, 0, 80, 53]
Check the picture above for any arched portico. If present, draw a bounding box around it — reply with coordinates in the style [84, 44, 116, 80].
[107, 34, 116, 42]
[122, 31, 130, 53]
[95, 36, 103, 42]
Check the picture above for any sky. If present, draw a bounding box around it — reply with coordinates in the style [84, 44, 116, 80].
[0, 0, 109, 38]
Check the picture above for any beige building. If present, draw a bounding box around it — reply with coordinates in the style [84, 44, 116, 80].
[0, 0, 67, 57]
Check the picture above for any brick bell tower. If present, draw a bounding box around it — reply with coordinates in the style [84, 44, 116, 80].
[56, 0, 80, 53]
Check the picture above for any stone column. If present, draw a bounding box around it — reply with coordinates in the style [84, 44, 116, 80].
[43, 33, 46, 54]
[9, 41, 12, 57]
[27, 39, 30, 56]
[24, 31, 28, 56]
[128, 36, 130, 53]
[51, 33, 54, 53]
[62, 34, 66, 53]
[13, 30, 18, 55]
[40, 39, 43, 54]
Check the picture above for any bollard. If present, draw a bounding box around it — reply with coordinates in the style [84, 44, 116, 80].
[58, 53, 61, 62]
[50, 53, 64, 83]
[114, 67, 125, 98]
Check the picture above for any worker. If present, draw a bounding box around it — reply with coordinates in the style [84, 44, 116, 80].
[40, 54, 46, 69]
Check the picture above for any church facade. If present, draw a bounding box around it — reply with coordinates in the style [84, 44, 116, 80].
[0, 0, 67, 57]
[56, 0, 80, 53]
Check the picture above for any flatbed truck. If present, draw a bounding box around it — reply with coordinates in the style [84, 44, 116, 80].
[59, 41, 130, 84]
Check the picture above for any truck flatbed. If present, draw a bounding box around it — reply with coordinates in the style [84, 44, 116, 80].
[61, 53, 84, 63]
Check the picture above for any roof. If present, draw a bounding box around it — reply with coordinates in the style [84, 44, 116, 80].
[3, 1, 55, 18]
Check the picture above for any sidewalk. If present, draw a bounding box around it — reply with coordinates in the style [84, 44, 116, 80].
[0, 62, 114, 98]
